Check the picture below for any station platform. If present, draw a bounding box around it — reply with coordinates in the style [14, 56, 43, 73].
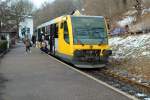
[0, 43, 136, 100]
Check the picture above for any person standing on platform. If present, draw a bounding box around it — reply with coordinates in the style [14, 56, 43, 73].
[24, 37, 31, 53]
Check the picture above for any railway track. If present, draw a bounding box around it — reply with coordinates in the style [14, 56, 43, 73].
[82, 67, 150, 100]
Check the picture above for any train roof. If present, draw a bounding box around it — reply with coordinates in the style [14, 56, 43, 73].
[37, 15, 104, 29]
[37, 20, 53, 29]
[37, 16, 65, 29]
[70, 15, 104, 18]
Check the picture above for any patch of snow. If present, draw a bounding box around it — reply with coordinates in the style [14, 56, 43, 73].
[144, 98, 150, 100]
[136, 93, 147, 97]
[109, 33, 150, 59]
[118, 16, 135, 27]
[142, 52, 150, 56]
[124, 10, 137, 16]
[142, 8, 150, 15]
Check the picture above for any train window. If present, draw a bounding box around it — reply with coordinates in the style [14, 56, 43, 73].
[64, 21, 69, 44]
[55, 25, 58, 38]
[42, 27, 45, 34]
[38, 29, 41, 41]
[53, 24, 58, 38]
[61, 23, 64, 29]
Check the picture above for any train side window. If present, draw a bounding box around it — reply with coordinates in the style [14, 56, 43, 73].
[64, 21, 69, 44]
[54, 24, 58, 38]
[61, 23, 64, 29]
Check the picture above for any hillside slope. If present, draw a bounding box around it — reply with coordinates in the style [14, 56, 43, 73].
[109, 33, 150, 81]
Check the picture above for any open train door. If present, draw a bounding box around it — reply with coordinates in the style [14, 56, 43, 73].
[50, 24, 55, 54]
[50, 24, 58, 55]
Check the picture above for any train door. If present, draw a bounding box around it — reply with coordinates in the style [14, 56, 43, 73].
[42, 27, 45, 34]
[50, 24, 54, 54]
[58, 20, 72, 55]
[50, 24, 58, 54]
[37, 28, 41, 41]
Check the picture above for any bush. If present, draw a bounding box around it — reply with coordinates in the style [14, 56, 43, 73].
[0, 40, 8, 54]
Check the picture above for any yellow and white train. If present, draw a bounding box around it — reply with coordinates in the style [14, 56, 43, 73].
[36, 15, 112, 68]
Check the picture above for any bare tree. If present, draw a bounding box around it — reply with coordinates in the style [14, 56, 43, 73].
[0, 0, 34, 38]
[134, 0, 143, 17]
[33, 0, 76, 27]
[34, 0, 145, 27]
[82, 0, 135, 17]
[10, 0, 34, 37]
[0, 0, 12, 32]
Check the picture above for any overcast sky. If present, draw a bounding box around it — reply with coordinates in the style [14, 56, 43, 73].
[30, 0, 55, 8]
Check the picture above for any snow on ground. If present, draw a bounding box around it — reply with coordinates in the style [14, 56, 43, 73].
[108, 8, 150, 83]
[142, 8, 150, 15]
[109, 33, 150, 81]
[118, 16, 135, 27]
[109, 33, 150, 59]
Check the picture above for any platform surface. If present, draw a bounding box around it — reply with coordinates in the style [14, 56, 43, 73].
[0, 43, 133, 100]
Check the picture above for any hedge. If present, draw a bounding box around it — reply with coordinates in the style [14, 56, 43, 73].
[0, 40, 8, 54]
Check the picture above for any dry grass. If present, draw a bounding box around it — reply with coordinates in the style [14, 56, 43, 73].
[130, 13, 150, 32]
[110, 57, 150, 81]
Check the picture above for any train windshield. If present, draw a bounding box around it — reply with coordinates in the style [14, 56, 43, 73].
[71, 16, 108, 45]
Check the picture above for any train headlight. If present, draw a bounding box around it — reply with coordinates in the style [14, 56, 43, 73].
[102, 50, 112, 56]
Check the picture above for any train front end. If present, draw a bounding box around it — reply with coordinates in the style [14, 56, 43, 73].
[71, 16, 112, 68]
